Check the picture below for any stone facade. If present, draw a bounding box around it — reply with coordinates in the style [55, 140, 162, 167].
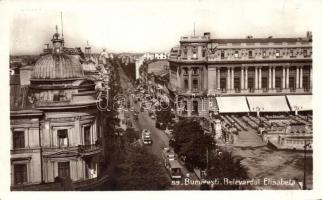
[169, 32, 312, 118]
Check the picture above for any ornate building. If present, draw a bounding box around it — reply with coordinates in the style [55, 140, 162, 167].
[10, 28, 106, 190]
[169, 32, 312, 118]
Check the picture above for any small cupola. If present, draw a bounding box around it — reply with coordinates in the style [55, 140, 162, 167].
[51, 25, 64, 54]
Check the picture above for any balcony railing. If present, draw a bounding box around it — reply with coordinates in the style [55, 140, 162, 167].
[78, 144, 101, 155]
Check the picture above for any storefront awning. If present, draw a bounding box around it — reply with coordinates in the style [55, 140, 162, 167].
[286, 95, 312, 111]
[246, 96, 290, 112]
[216, 96, 249, 113]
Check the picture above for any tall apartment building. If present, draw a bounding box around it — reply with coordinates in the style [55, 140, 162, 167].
[168, 32, 312, 118]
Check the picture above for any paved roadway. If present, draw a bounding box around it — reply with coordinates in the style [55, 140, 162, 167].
[116, 63, 200, 190]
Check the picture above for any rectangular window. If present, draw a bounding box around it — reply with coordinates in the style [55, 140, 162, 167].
[275, 77, 281, 91]
[192, 79, 198, 90]
[248, 77, 254, 89]
[184, 79, 189, 90]
[262, 77, 268, 89]
[289, 77, 295, 90]
[84, 126, 91, 145]
[275, 50, 280, 57]
[14, 164, 27, 185]
[263, 50, 267, 57]
[303, 49, 308, 57]
[13, 131, 25, 149]
[303, 76, 309, 90]
[220, 78, 226, 90]
[234, 77, 240, 90]
[58, 162, 70, 178]
[58, 129, 68, 147]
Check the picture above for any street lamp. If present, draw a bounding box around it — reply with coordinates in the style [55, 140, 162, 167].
[294, 106, 302, 116]
[254, 107, 264, 117]
[303, 140, 312, 190]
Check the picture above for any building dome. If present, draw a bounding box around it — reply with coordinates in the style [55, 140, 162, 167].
[32, 54, 84, 80]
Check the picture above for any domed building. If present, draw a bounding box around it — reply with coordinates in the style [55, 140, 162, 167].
[10, 28, 107, 190]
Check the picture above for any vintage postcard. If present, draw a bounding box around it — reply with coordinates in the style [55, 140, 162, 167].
[0, 0, 322, 199]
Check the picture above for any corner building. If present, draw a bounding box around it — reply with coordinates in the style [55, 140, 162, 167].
[169, 32, 312, 118]
[10, 30, 104, 190]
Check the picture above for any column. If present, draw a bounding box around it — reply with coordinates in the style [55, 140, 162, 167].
[226, 68, 230, 90]
[272, 67, 276, 89]
[231, 67, 234, 90]
[299, 66, 303, 89]
[241, 67, 244, 90]
[177, 67, 181, 88]
[188, 67, 192, 92]
[204, 66, 208, 91]
[213, 68, 216, 91]
[286, 67, 289, 89]
[282, 67, 286, 89]
[296, 66, 299, 88]
[217, 68, 221, 90]
[258, 67, 262, 89]
[255, 67, 258, 89]
[268, 66, 272, 89]
[245, 68, 248, 89]
[309, 67, 312, 89]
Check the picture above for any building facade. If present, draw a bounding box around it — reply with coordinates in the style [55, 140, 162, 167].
[169, 32, 312, 118]
[10, 29, 106, 190]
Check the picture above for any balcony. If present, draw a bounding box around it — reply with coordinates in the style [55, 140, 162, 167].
[78, 144, 101, 155]
[41, 144, 101, 156]
[11, 147, 40, 154]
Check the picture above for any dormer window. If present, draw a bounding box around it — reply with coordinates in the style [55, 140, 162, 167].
[183, 68, 188, 75]
[234, 51, 239, 58]
[183, 47, 188, 57]
[221, 51, 225, 59]
[192, 47, 198, 59]
[192, 68, 199, 75]
[202, 47, 207, 57]
[248, 50, 253, 58]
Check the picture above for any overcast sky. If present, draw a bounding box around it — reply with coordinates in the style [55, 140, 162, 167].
[7, 0, 321, 55]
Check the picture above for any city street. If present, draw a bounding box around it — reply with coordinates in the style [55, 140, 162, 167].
[117, 64, 200, 190]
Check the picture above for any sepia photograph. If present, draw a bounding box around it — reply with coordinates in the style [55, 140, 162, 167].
[0, 0, 322, 199]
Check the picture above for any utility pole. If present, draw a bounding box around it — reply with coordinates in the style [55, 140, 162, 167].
[193, 22, 196, 36]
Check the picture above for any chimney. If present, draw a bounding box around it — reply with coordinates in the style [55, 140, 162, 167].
[306, 31, 312, 40]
